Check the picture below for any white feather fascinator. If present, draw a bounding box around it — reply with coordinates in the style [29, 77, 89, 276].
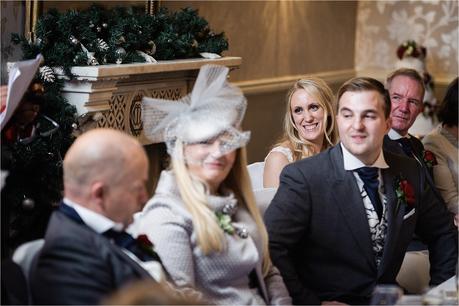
[142, 65, 250, 158]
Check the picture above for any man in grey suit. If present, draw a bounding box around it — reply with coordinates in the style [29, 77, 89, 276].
[30, 129, 163, 304]
[265, 77, 457, 305]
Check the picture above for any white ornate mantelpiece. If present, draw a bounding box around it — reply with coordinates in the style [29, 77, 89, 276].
[58, 57, 242, 144]
[58, 57, 241, 191]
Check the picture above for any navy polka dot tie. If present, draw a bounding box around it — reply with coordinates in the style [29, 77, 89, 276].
[356, 167, 383, 219]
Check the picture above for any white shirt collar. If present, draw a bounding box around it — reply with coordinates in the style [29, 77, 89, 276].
[63, 197, 124, 233]
[340, 143, 389, 171]
[388, 128, 411, 140]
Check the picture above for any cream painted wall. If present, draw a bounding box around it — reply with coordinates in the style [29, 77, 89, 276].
[163, 1, 357, 162]
[163, 1, 357, 81]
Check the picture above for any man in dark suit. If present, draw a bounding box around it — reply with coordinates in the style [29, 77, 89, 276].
[30, 129, 163, 304]
[383, 69, 452, 293]
[384, 68, 445, 207]
[264, 77, 457, 305]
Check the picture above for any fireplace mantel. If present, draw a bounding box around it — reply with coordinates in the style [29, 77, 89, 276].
[59, 56, 242, 144]
[59, 56, 241, 192]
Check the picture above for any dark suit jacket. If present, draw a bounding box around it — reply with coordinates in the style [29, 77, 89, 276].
[30, 211, 153, 305]
[384, 134, 444, 204]
[264, 145, 457, 305]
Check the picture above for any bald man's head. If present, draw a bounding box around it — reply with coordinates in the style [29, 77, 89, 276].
[63, 129, 149, 227]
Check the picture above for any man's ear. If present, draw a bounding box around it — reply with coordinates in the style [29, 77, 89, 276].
[90, 181, 105, 211]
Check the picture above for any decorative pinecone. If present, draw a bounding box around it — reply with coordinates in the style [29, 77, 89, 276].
[39, 66, 55, 83]
[96, 38, 109, 51]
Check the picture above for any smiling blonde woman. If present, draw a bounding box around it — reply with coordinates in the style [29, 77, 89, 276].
[263, 77, 339, 188]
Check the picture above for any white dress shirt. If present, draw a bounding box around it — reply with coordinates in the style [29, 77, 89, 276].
[388, 128, 409, 140]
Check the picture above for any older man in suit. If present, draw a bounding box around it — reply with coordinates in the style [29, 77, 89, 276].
[383, 69, 452, 293]
[384, 68, 445, 206]
[30, 129, 163, 305]
[264, 77, 457, 305]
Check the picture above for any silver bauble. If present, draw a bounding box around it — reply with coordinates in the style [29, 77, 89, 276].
[70, 35, 79, 45]
[115, 47, 126, 64]
[22, 197, 35, 210]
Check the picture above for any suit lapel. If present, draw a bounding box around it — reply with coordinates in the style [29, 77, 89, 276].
[328, 147, 376, 269]
[408, 136, 445, 203]
[377, 164, 404, 276]
[407, 137, 425, 167]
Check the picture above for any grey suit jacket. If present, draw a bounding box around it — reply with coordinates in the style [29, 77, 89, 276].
[30, 211, 153, 305]
[265, 145, 457, 305]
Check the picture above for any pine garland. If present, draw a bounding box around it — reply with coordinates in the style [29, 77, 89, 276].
[12, 5, 229, 78]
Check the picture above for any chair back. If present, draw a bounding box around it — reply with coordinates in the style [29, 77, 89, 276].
[247, 161, 265, 190]
[253, 188, 277, 216]
[12, 239, 44, 281]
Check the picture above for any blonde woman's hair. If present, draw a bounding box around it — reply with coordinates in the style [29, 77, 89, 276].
[276, 77, 338, 161]
[171, 141, 272, 275]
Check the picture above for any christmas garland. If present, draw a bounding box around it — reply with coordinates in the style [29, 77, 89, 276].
[12, 5, 229, 78]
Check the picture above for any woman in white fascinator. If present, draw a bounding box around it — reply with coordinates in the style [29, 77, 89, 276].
[134, 65, 291, 305]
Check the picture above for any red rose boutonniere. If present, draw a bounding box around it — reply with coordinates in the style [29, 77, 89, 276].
[395, 175, 415, 214]
[423, 150, 438, 168]
[136, 234, 157, 257]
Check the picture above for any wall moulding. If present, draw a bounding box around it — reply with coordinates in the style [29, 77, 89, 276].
[234, 69, 356, 95]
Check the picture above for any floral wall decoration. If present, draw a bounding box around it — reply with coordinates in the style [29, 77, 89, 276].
[1, 1, 24, 84]
[355, 0, 458, 77]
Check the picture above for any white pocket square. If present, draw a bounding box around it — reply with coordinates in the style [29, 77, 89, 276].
[403, 208, 416, 220]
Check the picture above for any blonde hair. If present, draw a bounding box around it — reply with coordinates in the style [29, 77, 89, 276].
[171, 141, 272, 275]
[276, 77, 338, 161]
